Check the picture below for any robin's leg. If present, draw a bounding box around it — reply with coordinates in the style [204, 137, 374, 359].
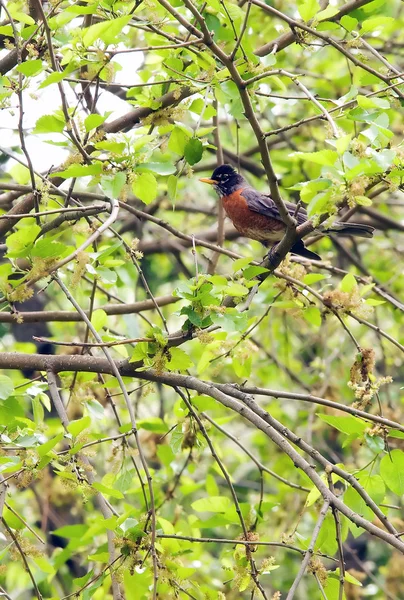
[267, 244, 280, 266]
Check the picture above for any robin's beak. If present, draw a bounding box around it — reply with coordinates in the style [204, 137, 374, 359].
[199, 178, 217, 185]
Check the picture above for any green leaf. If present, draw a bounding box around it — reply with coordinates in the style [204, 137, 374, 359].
[53, 524, 88, 538]
[67, 416, 91, 437]
[388, 430, 404, 439]
[95, 140, 126, 153]
[130, 341, 149, 363]
[184, 138, 203, 166]
[100, 172, 126, 198]
[167, 174, 178, 202]
[340, 15, 358, 32]
[297, 0, 320, 22]
[84, 114, 108, 132]
[361, 16, 394, 33]
[37, 433, 64, 458]
[133, 172, 157, 205]
[91, 309, 107, 331]
[137, 162, 176, 175]
[33, 114, 65, 134]
[317, 414, 367, 436]
[86, 400, 104, 420]
[303, 273, 328, 285]
[340, 272, 357, 293]
[335, 134, 352, 155]
[6, 224, 41, 258]
[357, 95, 390, 110]
[345, 473, 385, 520]
[293, 150, 338, 166]
[243, 266, 268, 279]
[82, 15, 132, 46]
[31, 240, 66, 258]
[192, 495, 231, 512]
[40, 71, 67, 88]
[380, 450, 404, 495]
[54, 163, 103, 179]
[355, 195, 372, 207]
[0, 376, 14, 400]
[224, 283, 249, 297]
[137, 417, 169, 433]
[316, 5, 339, 21]
[232, 257, 253, 272]
[8, 10, 34, 25]
[92, 482, 124, 499]
[167, 347, 193, 372]
[303, 306, 322, 327]
[168, 126, 192, 155]
[15, 59, 43, 77]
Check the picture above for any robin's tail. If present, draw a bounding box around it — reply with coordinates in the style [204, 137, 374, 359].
[290, 239, 321, 261]
[324, 222, 374, 238]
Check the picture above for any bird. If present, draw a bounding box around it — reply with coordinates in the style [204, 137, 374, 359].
[199, 164, 374, 261]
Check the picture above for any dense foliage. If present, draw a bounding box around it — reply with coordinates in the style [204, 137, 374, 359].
[0, 0, 403, 598]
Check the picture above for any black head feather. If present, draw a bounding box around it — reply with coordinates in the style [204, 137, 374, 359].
[209, 164, 245, 196]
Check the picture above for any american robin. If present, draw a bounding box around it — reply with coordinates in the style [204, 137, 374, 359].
[200, 164, 374, 261]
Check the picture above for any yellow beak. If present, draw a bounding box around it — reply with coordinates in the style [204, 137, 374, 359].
[199, 178, 217, 185]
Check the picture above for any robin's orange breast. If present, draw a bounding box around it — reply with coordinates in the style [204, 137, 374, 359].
[222, 190, 286, 243]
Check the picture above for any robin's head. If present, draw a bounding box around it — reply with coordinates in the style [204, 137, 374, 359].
[199, 164, 245, 197]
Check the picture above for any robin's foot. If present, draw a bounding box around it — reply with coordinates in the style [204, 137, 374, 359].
[267, 245, 280, 266]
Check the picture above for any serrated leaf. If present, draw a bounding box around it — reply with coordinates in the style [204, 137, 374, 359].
[355, 195, 372, 207]
[6, 224, 41, 258]
[357, 95, 390, 110]
[340, 272, 357, 293]
[100, 172, 126, 198]
[86, 400, 104, 420]
[303, 306, 322, 327]
[380, 450, 404, 495]
[8, 10, 34, 25]
[168, 126, 191, 155]
[137, 162, 176, 175]
[54, 163, 103, 178]
[316, 5, 339, 21]
[0, 376, 14, 400]
[82, 15, 131, 46]
[37, 433, 64, 458]
[293, 150, 338, 166]
[137, 418, 169, 433]
[15, 59, 43, 77]
[33, 114, 65, 134]
[297, 0, 320, 22]
[192, 496, 231, 512]
[303, 273, 328, 285]
[133, 172, 157, 205]
[335, 134, 352, 155]
[317, 413, 367, 436]
[53, 524, 88, 537]
[224, 283, 249, 297]
[85, 114, 107, 132]
[67, 416, 91, 437]
[31, 240, 66, 258]
[167, 174, 178, 202]
[167, 347, 193, 372]
[39, 71, 66, 88]
[94, 140, 126, 153]
[243, 266, 268, 279]
[184, 138, 203, 166]
[232, 257, 253, 272]
[92, 482, 124, 499]
[361, 16, 394, 33]
[340, 15, 358, 32]
[91, 309, 107, 331]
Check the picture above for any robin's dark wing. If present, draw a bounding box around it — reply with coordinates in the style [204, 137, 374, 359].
[241, 188, 308, 226]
